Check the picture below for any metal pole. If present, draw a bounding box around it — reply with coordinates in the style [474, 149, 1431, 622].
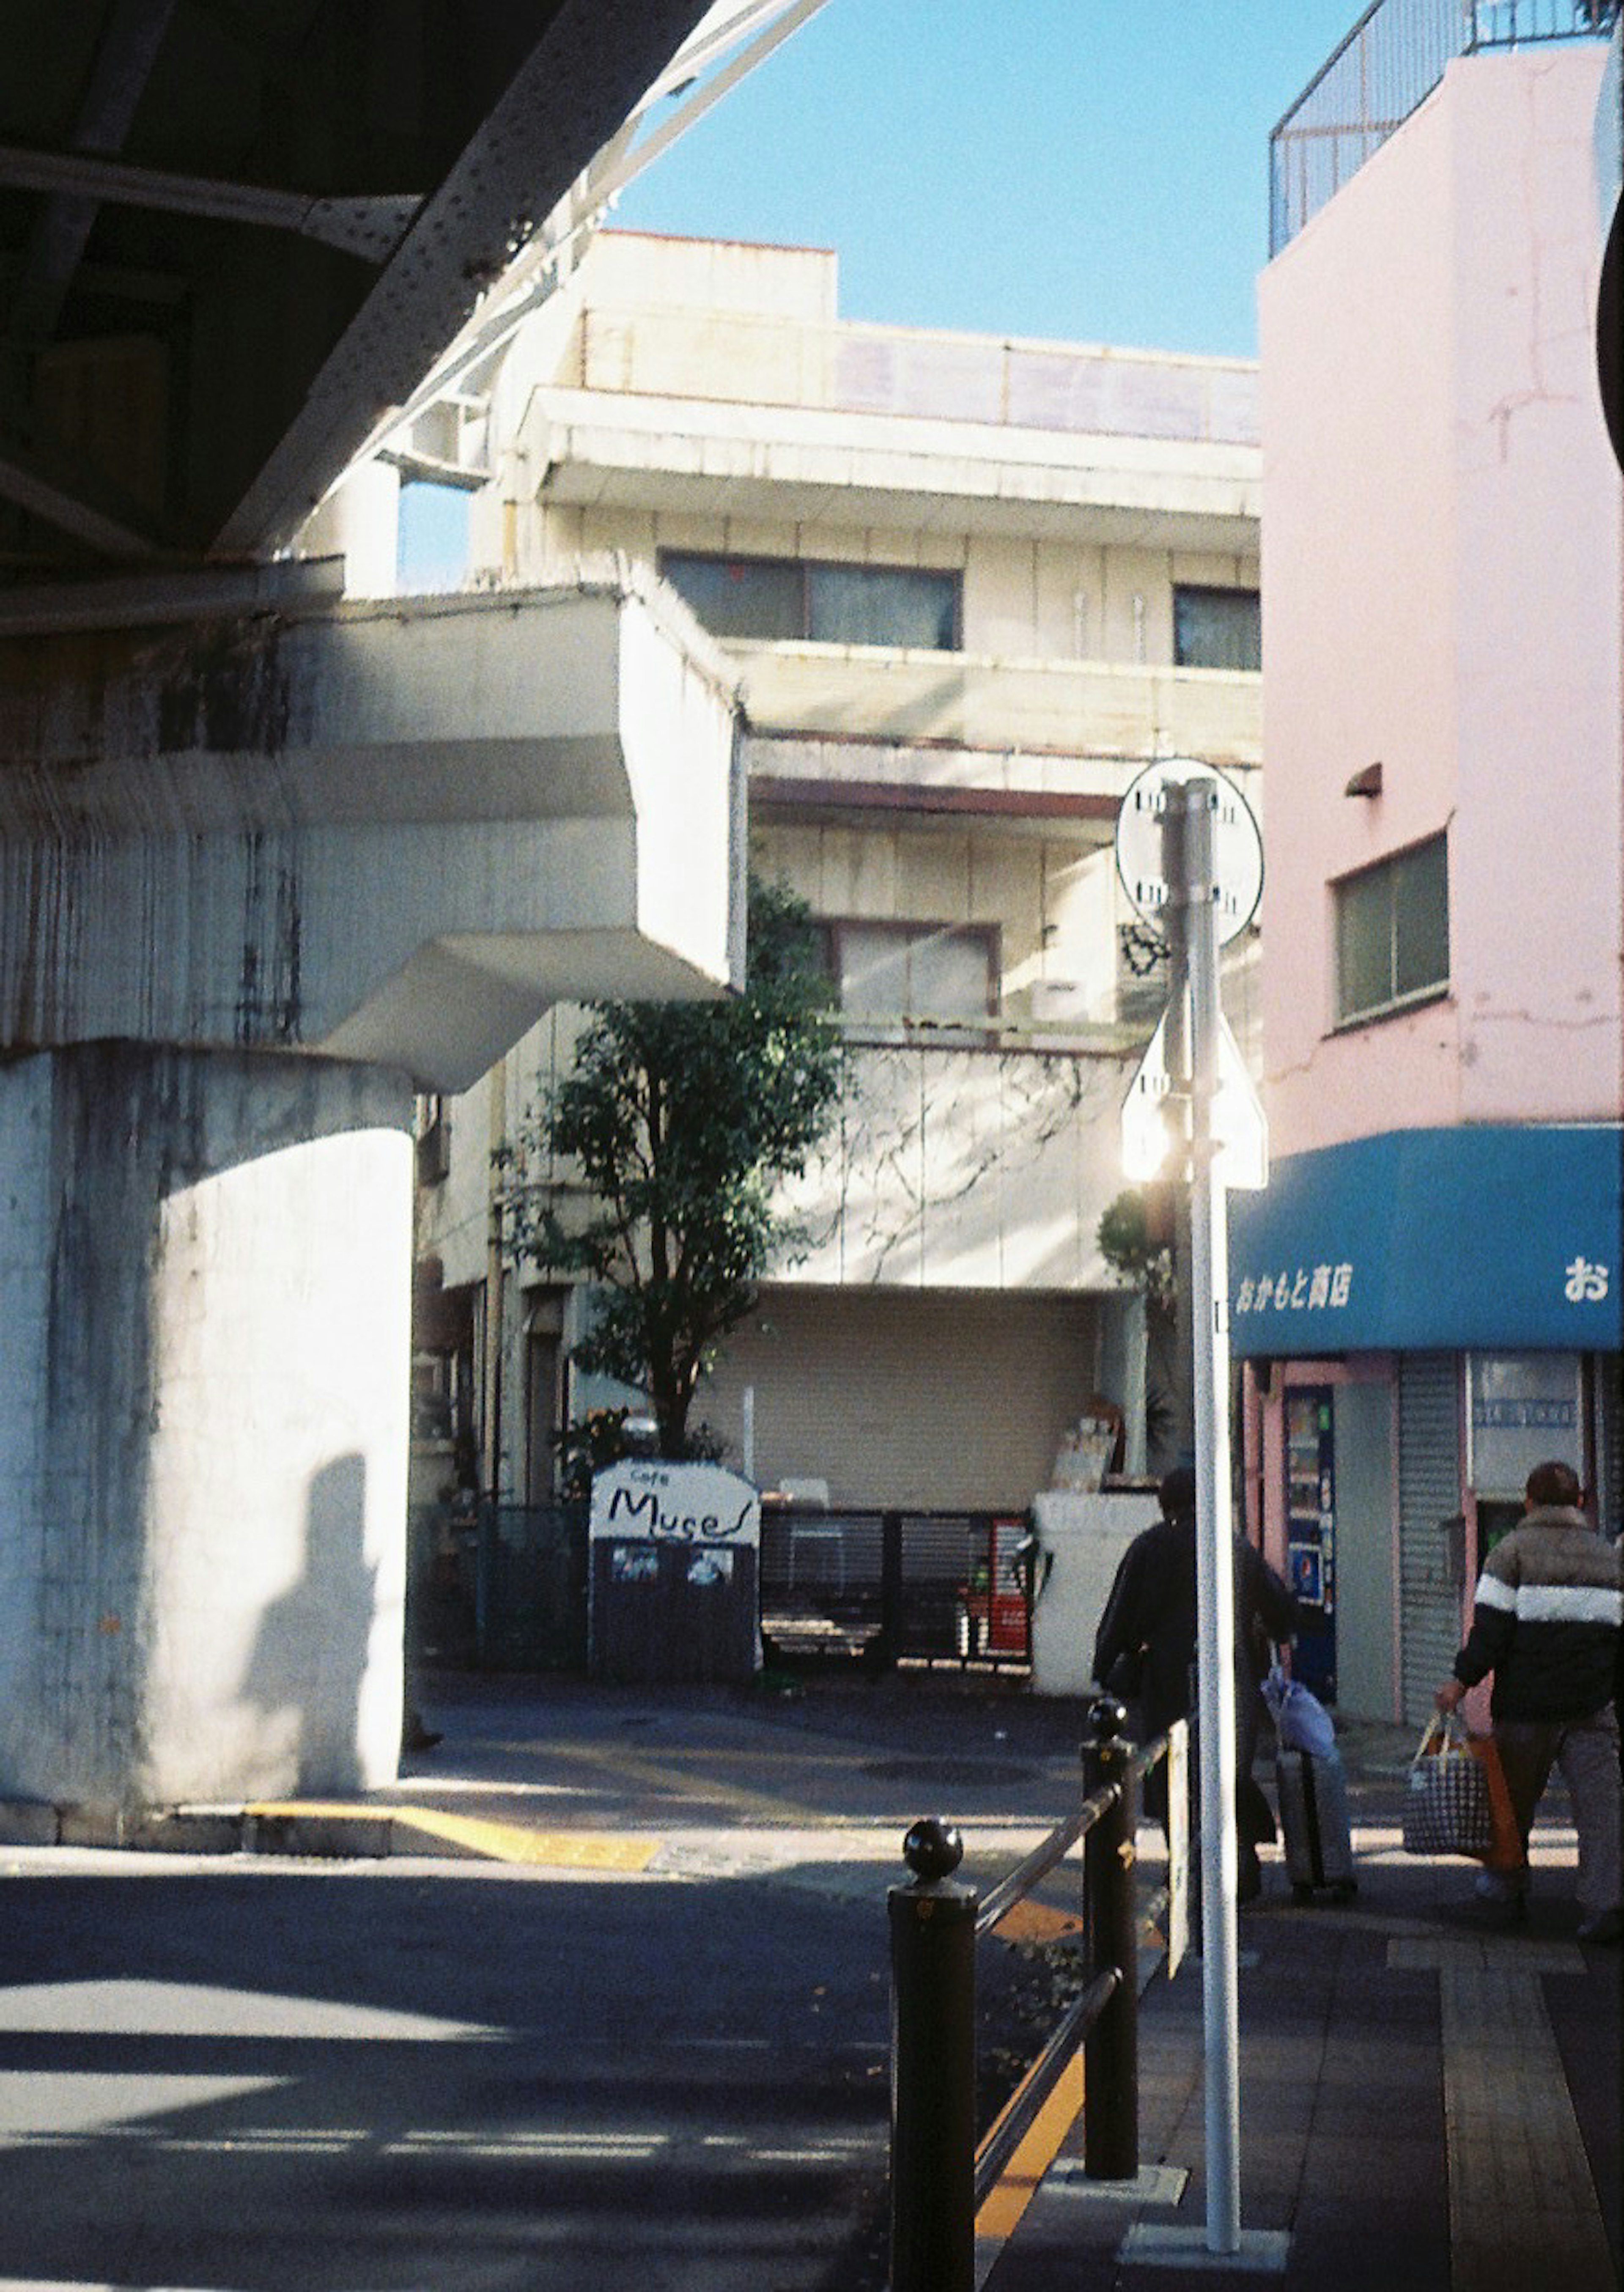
[1159, 799, 1196, 1466]
[1082, 1697, 1140, 2180]
[1181, 779, 1243, 2254]
[888, 1818, 977, 2292]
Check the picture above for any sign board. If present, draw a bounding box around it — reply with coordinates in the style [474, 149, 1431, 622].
[1114, 760, 1263, 946]
[1466, 1353, 1583, 1501]
[1120, 1008, 1267, 1190]
[590, 1461, 761, 1548]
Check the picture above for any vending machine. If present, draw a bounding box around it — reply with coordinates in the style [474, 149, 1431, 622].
[1284, 1386, 1336, 1702]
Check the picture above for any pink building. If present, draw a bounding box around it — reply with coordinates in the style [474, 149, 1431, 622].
[1236, 10, 1623, 1722]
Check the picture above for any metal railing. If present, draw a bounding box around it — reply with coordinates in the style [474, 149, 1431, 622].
[1270, 0, 1620, 253]
[886, 1699, 1189, 2292]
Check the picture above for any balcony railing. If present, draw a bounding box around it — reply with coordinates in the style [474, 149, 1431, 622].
[1270, 0, 1620, 255]
[734, 642, 1263, 770]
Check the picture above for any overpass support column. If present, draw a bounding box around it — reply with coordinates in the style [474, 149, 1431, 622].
[0, 1042, 413, 1813]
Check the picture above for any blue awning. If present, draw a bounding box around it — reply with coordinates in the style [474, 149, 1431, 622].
[1228, 1125, 1623, 1356]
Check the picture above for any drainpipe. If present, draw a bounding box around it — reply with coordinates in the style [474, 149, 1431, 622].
[483, 1055, 507, 1500]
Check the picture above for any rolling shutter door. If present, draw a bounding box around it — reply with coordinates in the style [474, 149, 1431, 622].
[1397, 1352, 1462, 1726]
[703, 1289, 1101, 1511]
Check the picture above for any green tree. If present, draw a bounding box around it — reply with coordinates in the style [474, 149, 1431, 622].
[505, 878, 845, 1459]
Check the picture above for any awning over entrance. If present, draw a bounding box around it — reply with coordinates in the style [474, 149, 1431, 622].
[1229, 1125, 1623, 1356]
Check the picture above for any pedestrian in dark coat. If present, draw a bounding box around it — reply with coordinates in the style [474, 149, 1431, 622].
[1092, 1464, 1298, 1901]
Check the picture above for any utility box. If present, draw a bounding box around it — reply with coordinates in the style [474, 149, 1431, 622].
[589, 1462, 761, 1685]
[1028, 1487, 1160, 1697]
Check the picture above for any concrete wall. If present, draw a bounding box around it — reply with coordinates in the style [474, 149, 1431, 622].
[1259, 46, 1622, 1158]
[0, 579, 743, 1094]
[0, 1046, 412, 1809]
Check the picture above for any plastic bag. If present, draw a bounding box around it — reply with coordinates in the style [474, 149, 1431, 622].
[1262, 1666, 1336, 1758]
[1462, 1731, 1524, 1872]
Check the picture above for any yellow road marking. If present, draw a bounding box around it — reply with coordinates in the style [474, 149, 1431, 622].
[990, 1900, 1084, 1945]
[974, 2051, 1085, 2242]
[244, 1803, 660, 1872]
[549, 1739, 834, 1828]
[390, 1808, 661, 1870]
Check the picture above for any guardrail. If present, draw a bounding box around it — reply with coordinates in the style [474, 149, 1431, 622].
[1269, 0, 1619, 253]
[886, 1697, 1189, 2292]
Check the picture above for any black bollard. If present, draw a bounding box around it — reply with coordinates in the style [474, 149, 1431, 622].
[888, 1815, 977, 2292]
[1082, 1694, 1141, 2181]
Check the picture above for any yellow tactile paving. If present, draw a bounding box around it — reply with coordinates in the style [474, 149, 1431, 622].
[244, 1801, 661, 1872]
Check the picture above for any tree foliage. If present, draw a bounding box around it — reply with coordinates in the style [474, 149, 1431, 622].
[1096, 1186, 1176, 1310]
[505, 879, 845, 1457]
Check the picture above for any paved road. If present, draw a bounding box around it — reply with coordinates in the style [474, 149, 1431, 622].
[0, 1673, 1086, 2292]
[0, 1854, 898, 2290]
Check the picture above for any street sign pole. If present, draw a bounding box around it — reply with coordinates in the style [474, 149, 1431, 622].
[1179, 778, 1243, 2256]
[1159, 796, 1195, 1465]
[1114, 760, 1280, 2273]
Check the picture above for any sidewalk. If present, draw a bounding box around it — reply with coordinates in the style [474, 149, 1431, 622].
[230, 1676, 1624, 2290]
[977, 1715, 1622, 2292]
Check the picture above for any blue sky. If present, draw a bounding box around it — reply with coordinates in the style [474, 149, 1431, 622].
[399, 3, 1366, 584]
[609, 0, 1365, 358]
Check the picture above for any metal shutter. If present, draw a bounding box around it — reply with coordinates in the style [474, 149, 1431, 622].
[701, 1289, 1101, 1511]
[1397, 1353, 1462, 1727]
[1598, 1353, 1623, 1544]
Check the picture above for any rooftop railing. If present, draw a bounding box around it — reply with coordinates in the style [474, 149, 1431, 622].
[1269, 0, 1621, 254]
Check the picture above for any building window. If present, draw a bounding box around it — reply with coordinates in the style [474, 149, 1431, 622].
[823, 920, 997, 1023]
[660, 552, 960, 651]
[1333, 834, 1449, 1024]
[1173, 585, 1261, 671]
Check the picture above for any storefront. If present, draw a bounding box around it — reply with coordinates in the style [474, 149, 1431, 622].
[1229, 1125, 1623, 1724]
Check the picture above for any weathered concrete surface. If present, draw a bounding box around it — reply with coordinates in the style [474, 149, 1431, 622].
[0, 1043, 412, 1809]
[0, 574, 742, 1091]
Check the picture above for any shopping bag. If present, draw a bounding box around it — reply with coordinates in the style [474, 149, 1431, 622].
[1463, 1732, 1524, 1874]
[1401, 1714, 1494, 1858]
[1262, 1666, 1336, 1758]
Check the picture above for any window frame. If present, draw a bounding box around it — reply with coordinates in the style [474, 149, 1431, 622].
[1171, 582, 1262, 673]
[1330, 832, 1451, 1029]
[818, 916, 1001, 1032]
[658, 549, 963, 652]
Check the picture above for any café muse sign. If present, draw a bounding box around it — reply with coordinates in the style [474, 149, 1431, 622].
[590, 1461, 761, 1548]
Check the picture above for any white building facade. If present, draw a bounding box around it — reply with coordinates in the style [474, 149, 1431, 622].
[415, 230, 1264, 1522]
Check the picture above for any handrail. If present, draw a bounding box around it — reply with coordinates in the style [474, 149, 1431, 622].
[886, 1700, 1189, 2292]
[975, 1728, 1170, 1935]
[974, 1792, 1104, 1937]
[972, 1967, 1119, 2207]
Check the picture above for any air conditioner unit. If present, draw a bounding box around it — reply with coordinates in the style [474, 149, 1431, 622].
[1029, 979, 1092, 1023]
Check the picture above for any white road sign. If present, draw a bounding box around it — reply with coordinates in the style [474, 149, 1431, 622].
[1120, 1008, 1268, 1191]
[1115, 760, 1263, 946]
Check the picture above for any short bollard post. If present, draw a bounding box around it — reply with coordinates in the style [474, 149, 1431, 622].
[1082, 1694, 1140, 2180]
[888, 1816, 977, 2292]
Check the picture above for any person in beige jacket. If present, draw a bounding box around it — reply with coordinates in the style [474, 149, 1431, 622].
[1436, 1459, 1622, 1941]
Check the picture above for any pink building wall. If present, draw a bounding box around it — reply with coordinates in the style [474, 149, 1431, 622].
[1258, 47, 1622, 1160]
